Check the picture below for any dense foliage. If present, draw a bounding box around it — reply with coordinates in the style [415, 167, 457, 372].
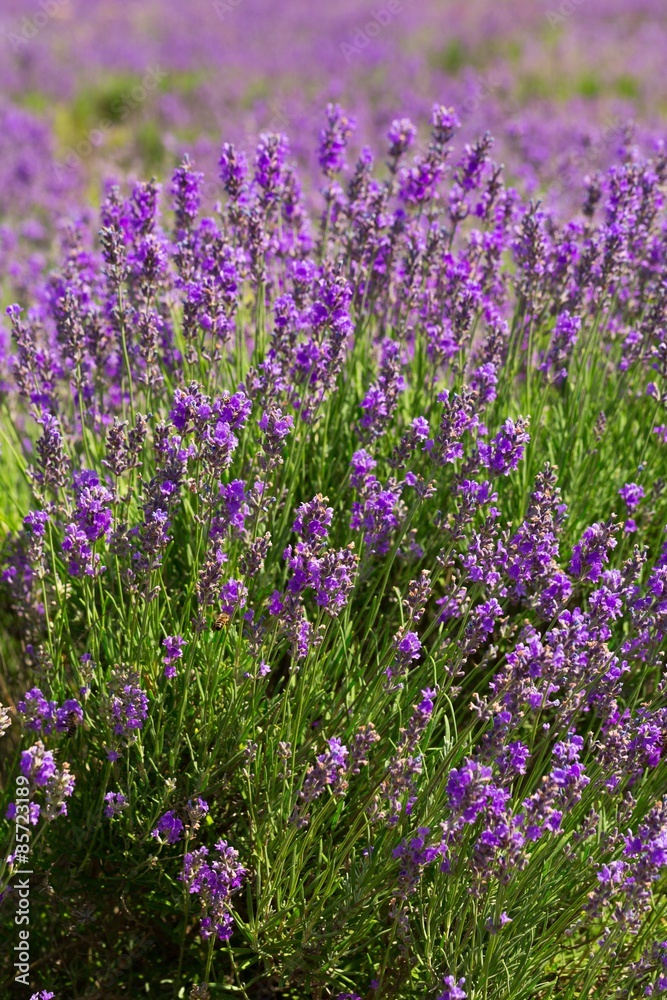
[1, 99, 667, 998]
[2, 1, 667, 996]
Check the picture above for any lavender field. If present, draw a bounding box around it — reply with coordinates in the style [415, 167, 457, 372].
[2, 1, 667, 997]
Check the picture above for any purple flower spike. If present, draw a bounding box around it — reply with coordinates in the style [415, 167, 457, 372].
[619, 482, 645, 511]
[180, 839, 246, 942]
[21, 742, 57, 787]
[438, 975, 467, 1000]
[387, 118, 417, 160]
[162, 635, 187, 678]
[318, 103, 356, 178]
[152, 810, 184, 845]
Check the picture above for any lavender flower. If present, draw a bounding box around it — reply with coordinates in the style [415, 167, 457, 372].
[569, 519, 619, 582]
[403, 570, 432, 623]
[219, 143, 248, 202]
[392, 826, 439, 898]
[5, 801, 40, 825]
[298, 737, 350, 812]
[386, 629, 422, 687]
[20, 741, 75, 820]
[540, 311, 580, 385]
[171, 155, 203, 237]
[358, 339, 406, 440]
[106, 669, 148, 755]
[55, 699, 84, 734]
[186, 798, 209, 831]
[4, 97, 667, 995]
[220, 578, 248, 614]
[503, 464, 568, 606]
[21, 741, 57, 787]
[318, 104, 356, 178]
[152, 810, 184, 845]
[522, 734, 590, 841]
[17, 688, 56, 734]
[104, 791, 129, 818]
[258, 406, 294, 470]
[254, 132, 289, 208]
[587, 798, 667, 930]
[437, 976, 467, 1000]
[485, 911, 512, 934]
[619, 482, 645, 511]
[372, 689, 435, 825]
[292, 494, 333, 540]
[476, 417, 530, 477]
[497, 741, 530, 778]
[387, 118, 417, 161]
[62, 471, 114, 577]
[180, 839, 246, 941]
[162, 635, 187, 678]
[33, 413, 70, 493]
[431, 104, 461, 146]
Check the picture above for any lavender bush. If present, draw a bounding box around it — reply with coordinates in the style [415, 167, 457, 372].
[1, 67, 667, 1000]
